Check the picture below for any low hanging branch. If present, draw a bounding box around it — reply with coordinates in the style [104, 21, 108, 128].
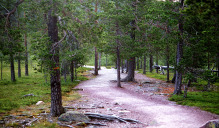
[2, 0, 24, 27]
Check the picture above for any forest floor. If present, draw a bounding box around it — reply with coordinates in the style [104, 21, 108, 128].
[66, 67, 219, 128]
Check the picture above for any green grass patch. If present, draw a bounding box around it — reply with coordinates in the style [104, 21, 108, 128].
[169, 91, 219, 115]
[0, 62, 90, 114]
[138, 69, 174, 81]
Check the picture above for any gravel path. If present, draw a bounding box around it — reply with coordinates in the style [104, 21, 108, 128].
[69, 67, 218, 128]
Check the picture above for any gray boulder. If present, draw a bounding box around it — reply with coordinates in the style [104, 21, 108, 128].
[200, 119, 219, 128]
[58, 111, 90, 122]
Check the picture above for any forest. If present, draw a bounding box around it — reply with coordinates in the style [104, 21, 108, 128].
[0, 0, 218, 127]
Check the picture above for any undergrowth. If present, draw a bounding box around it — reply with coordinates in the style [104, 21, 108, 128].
[0, 63, 90, 114]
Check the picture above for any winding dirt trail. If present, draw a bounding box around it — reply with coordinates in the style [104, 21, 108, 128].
[70, 67, 218, 128]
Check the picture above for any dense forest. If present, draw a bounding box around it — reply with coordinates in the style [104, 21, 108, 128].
[0, 0, 218, 127]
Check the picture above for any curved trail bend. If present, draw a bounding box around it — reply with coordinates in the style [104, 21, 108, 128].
[72, 67, 218, 128]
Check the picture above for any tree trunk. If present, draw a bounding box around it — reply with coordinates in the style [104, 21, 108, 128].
[24, 33, 29, 76]
[121, 57, 135, 82]
[10, 54, 16, 82]
[74, 61, 77, 79]
[173, 0, 184, 94]
[48, 8, 64, 117]
[116, 46, 121, 87]
[166, 45, 170, 82]
[121, 59, 124, 73]
[125, 59, 128, 73]
[18, 55, 21, 78]
[1, 57, 3, 80]
[136, 57, 139, 70]
[105, 54, 108, 67]
[24, 12, 28, 76]
[156, 54, 158, 74]
[184, 79, 191, 98]
[217, 53, 219, 77]
[94, 47, 98, 75]
[150, 54, 153, 73]
[70, 61, 74, 82]
[140, 57, 143, 69]
[143, 54, 146, 74]
[98, 52, 101, 69]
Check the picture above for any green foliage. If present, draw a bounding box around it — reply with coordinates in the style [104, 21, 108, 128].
[169, 91, 219, 115]
[0, 62, 90, 113]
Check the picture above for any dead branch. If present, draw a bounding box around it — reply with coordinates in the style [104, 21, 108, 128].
[84, 113, 143, 124]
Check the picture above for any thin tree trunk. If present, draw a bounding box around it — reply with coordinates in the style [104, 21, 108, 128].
[1, 57, 3, 80]
[105, 54, 108, 67]
[150, 54, 153, 73]
[136, 57, 139, 70]
[10, 54, 16, 82]
[24, 12, 28, 76]
[140, 57, 143, 69]
[70, 61, 74, 82]
[117, 46, 121, 87]
[126, 59, 128, 73]
[121, 59, 124, 73]
[143, 54, 146, 74]
[24, 33, 28, 76]
[166, 45, 170, 82]
[18, 54, 21, 78]
[184, 79, 191, 98]
[156, 54, 158, 74]
[74, 61, 77, 79]
[173, 0, 184, 95]
[94, 47, 98, 75]
[98, 52, 101, 69]
[217, 53, 219, 77]
[48, 8, 64, 117]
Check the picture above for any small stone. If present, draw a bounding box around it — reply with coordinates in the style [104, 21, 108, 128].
[114, 102, 119, 105]
[23, 93, 35, 97]
[97, 105, 104, 108]
[107, 108, 112, 111]
[36, 101, 45, 105]
[118, 110, 130, 114]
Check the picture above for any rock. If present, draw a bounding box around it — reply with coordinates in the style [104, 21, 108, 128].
[118, 110, 130, 114]
[114, 102, 119, 105]
[58, 111, 90, 122]
[142, 81, 151, 84]
[23, 94, 35, 97]
[36, 101, 44, 105]
[97, 105, 104, 108]
[200, 119, 219, 128]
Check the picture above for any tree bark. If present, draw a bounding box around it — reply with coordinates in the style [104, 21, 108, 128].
[166, 45, 170, 82]
[149, 54, 153, 73]
[184, 79, 191, 98]
[10, 54, 16, 82]
[143, 54, 146, 74]
[173, 0, 184, 95]
[18, 54, 21, 78]
[70, 61, 74, 82]
[116, 46, 121, 87]
[136, 57, 139, 70]
[121, 57, 135, 82]
[94, 47, 98, 75]
[156, 54, 158, 74]
[98, 52, 101, 69]
[1, 57, 3, 80]
[48, 8, 64, 117]
[121, 59, 124, 73]
[24, 12, 28, 76]
[105, 54, 108, 67]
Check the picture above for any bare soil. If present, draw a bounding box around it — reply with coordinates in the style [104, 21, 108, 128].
[67, 67, 219, 128]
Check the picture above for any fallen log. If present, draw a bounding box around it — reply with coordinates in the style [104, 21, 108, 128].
[84, 113, 143, 124]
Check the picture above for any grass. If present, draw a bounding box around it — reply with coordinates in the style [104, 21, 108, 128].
[169, 91, 219, 115]
[137, 69, 219, 115]
[0, 62, 90, 114]
[138, 69, 174, 81]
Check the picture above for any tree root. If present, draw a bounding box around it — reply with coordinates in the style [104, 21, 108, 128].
[84, 113, 144, 124]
